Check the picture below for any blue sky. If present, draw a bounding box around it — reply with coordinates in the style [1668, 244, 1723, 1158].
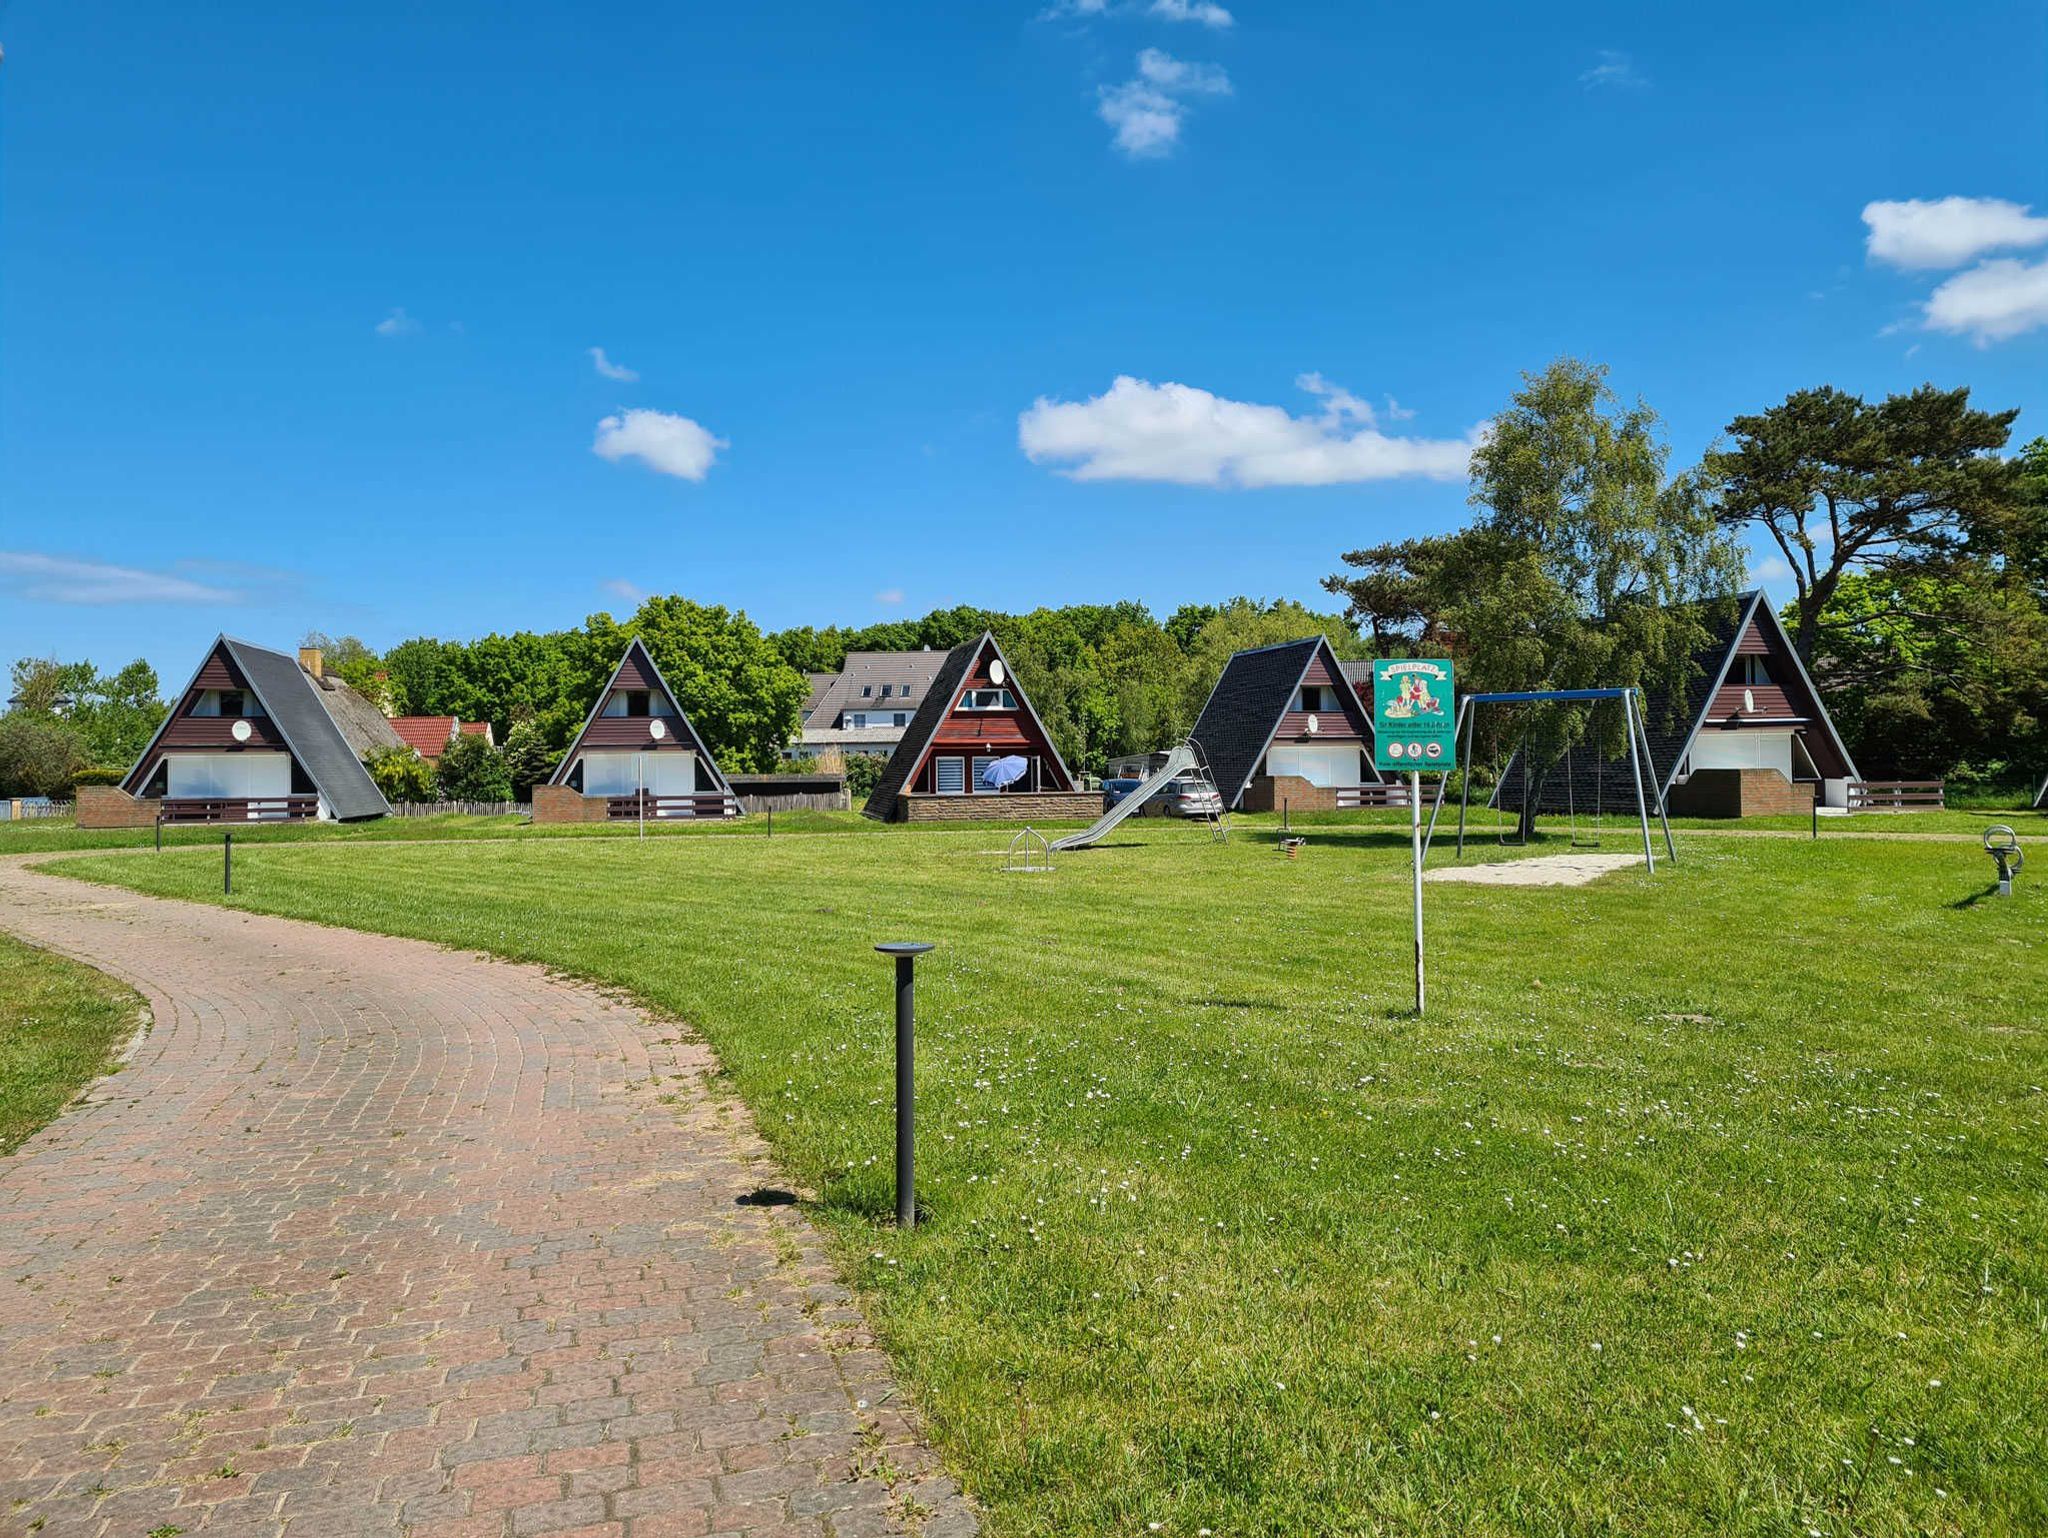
[4, 1, 2045, 683]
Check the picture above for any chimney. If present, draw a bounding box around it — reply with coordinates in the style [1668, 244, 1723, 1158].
[299, 647, 324, 679]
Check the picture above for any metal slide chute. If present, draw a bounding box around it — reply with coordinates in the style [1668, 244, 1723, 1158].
[1049, 743, 1201, 852]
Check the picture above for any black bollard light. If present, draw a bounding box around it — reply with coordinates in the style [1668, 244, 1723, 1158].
[874, 942, 934, 1229]
[156, 813, 162, 854]
[224, 829, 233, 895]
[767, 806, 773, 840]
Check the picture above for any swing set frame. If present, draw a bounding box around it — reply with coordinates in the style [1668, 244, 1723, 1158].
[1421, 687, 1677, 873]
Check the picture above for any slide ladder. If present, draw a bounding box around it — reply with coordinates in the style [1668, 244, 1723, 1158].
[1050, 742, 1212, 852]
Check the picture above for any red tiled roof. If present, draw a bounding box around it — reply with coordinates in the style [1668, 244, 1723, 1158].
[458, 720, 491, 738]
[388, 716, 458, 756]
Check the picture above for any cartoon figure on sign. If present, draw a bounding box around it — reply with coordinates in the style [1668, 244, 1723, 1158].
[1399, 673, 1443, 716]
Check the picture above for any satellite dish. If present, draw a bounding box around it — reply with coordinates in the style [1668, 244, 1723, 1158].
[1742, 688, 1756, 714]
[648, 718, 668, 741]
[231, 719, 253, 743]
[1305, 713, 1320, 735]
[989, 658, 1007, 685]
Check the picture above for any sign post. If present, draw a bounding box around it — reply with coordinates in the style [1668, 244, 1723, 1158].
[1372, 659, 1457, 1017]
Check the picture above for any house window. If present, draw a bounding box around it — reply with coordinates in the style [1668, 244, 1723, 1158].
[934, 757, 966, 794]
[861, 685, 873, 697]
[893, 713, 908, 727]
[881, 684, 893, 698]
[848, 713, 866, 729]
[191, 689, 263, 718]
[1737, 656, 1773, 686]
[1296, 684, 1328, 712]
[959, 688, 1017, 711]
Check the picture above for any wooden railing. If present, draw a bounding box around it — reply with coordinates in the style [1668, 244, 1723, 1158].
[602, 792, 742, 821]
[1846, 780, 1946, 812]
[159, 795, 319, 823]
[1334, 783, 1414, 809]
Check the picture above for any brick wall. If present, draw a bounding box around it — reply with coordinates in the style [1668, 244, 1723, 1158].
[76, 786, 162, 829]
[897, 791, 1101, 823]
[1242, 775, 1340, 813]
[532, 785, 611, 824]
[1666, 768, 1814, 818]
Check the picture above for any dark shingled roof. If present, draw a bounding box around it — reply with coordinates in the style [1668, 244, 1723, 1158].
[223, 637, 392, 820]
[1489, 590, 1854, 815]
[1190, 637, 1380, 811]
[860, 636, 985, 823]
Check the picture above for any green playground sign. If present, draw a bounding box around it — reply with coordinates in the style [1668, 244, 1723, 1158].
[1372, 658, 1456, 772]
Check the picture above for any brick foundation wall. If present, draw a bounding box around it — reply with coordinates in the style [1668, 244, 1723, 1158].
[76, 786, 162, 829]
[1241, 775, 1341, 814]
[897, 791, 1101, 823]
[532, 785, 612, 824]
[1666, 768, 1814, 818]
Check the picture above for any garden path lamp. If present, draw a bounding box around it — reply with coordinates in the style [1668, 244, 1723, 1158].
[1984, 825, 2023, 897]
[875, 942, 933, 1229]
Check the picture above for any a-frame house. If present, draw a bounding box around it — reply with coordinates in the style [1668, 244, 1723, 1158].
[1493, 589, 1861, 819]
[536, 639, 740, 821]
[862, 631, 1094, 821]
[81, 636, 396, 826]
[1190, 636, 1386, 812]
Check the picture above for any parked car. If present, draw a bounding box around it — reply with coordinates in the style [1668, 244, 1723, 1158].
[1102, 778, 1145, 812]
[1150, 774, 1223, 818]
[1102, 774, 1223, 818]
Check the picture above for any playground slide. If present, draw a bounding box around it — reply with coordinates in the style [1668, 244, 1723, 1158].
[1049, 744, 1197, 852]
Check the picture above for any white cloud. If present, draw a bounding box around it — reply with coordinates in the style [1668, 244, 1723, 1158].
[1018, 375, 1483, 488]
[601, 578, 646, 604]
[1862, 197, 2048, 270]
[1150, 0, 1232, 27]
[1921, 255, 2048, 344]
[592, 408, 726, 481]
[0, 552, 240, 605]
[1746, 555, 1793, 585]
[875, 588, 906, 606]
[374, 307, 420, 338]
[588, 346, 640, 382]
[1578, 50, 1646, 89]
[1098, 48, 1230, 158]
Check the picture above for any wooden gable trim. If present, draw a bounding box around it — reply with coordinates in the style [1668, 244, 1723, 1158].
[122, 636, 282, 794]
[899, 632, 1076, 795]
[1658, 592, 1859, 790]
[1234, 638, 1383, 801]
[547, 638, 734, 793]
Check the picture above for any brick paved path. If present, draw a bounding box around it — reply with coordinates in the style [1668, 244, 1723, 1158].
[0, 860, 974, 1538]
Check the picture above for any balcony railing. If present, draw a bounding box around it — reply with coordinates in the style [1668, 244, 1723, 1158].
[159, 795, 319, 823]
[602, 791, 743, 821]
[1333, 783, 1413, 809]
[1846, 779, 1945, 812]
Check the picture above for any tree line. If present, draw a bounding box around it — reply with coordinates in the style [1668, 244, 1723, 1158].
[4, 358, 2039, 802]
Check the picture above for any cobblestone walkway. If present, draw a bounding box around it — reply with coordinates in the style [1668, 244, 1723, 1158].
[0, 859, 973, 1538]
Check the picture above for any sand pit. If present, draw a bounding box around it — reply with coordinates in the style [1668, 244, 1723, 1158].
[1425, 851, 1645, 887]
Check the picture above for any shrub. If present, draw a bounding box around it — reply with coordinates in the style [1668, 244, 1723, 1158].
[843, 752, 888, 801]
[70, 766, 128, 792]
[0, 715, 87, 799]
[436, 732, 513, 802]
[366, 745, 437, 804]
[499, 720, 557, 800]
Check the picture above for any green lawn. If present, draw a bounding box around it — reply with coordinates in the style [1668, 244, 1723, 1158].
[0, 930, 143, 1154]
[37, 822, 2048, 1536]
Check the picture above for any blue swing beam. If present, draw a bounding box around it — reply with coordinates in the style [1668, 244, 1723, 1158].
[1421, 687, 1676, 873]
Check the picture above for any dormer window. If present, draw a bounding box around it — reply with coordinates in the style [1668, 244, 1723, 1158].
[1296, 684, 1328, 713]
[1737, 656, 1773, 686]
[959, 688, 1017, 711]
[861, 685, 873, 697]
